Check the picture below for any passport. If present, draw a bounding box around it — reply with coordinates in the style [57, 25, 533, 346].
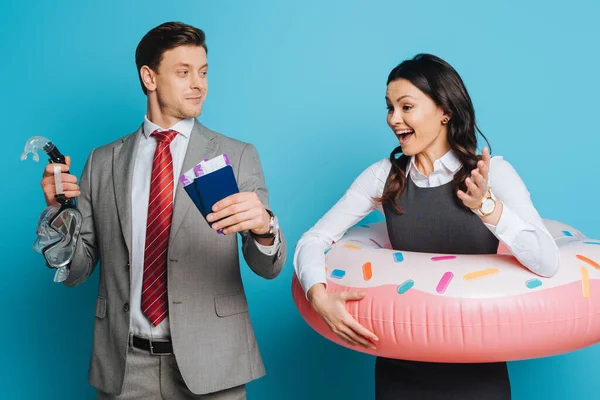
[179, 154, 240, 232]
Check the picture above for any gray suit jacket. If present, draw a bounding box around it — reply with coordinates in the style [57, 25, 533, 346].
[64, 120, 286, 395]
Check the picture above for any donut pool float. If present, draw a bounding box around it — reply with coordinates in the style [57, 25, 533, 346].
[292, 219, 600, 362]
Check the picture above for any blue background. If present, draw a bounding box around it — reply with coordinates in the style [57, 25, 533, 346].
[2, 0, 599, 398]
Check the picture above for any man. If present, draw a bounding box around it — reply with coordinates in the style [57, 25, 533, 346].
[41, 21, 286, 399]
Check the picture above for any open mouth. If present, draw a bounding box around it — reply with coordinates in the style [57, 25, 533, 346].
[396, 129, 414, 145]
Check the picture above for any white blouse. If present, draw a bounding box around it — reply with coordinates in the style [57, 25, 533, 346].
[293, 150, 560, 296]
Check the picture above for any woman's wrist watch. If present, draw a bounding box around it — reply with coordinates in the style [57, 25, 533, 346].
[472, 188, 497, 217]
[252, 209, 279, 239]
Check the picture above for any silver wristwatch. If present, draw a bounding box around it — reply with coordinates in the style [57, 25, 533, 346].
[252, 209, 279, 239]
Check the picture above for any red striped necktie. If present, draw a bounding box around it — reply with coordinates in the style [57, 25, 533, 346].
[141, 129, 178, 327]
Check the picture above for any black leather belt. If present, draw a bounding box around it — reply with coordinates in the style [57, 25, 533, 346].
[132, 335, 173, 355]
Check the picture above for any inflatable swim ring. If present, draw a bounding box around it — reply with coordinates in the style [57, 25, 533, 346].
[292, 219, 600, 362]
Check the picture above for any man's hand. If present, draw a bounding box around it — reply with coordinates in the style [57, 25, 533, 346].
[207, 192, 270, 235]
[40, 156, 80, 207]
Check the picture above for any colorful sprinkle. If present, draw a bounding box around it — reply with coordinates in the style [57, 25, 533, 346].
[330, 269, 346, 279]
[324, 266, 328, 273]
[431, 256, 457, 262]
[397, 280, 414, 294]
[463, 268, 499, 280]
[344, 244, 360, 250]
[584, 242, 600, 245]
[576, 254, 600, 269]
[393, 252, 404, 263]
[581, 266, 590, 298]
[370, 238, 384, 248]
[526, 279, 543, 289]
[362, 262, 373, 281]
[324, 248, 332, 255]
[436, 272, 454, 294]
[562, 230, 573, 237]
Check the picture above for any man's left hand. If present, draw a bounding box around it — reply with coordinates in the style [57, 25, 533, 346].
[207, 192, 270, 235]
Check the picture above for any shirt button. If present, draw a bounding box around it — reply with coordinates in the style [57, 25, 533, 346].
[123, 303, 130, 312]
[126, 262, 130, 268]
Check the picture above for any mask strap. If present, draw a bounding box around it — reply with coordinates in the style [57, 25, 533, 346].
[53, 165, 63, 195]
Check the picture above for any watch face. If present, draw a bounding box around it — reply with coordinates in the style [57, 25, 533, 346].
[481, 198, 495, 214]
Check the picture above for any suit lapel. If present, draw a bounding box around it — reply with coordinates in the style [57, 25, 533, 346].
[113, 126, 142, 255]
[169, 120, 218, 246]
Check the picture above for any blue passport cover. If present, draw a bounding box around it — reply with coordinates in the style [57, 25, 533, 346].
[190, 165, 240, 227]
[183, 183, 204, 215]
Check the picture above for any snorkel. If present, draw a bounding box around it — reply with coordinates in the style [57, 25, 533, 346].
[22, 136, 82, 282]
[21, 136, 75, 207]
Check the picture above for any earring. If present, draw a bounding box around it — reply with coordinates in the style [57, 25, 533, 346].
[442, 118, 449, 124]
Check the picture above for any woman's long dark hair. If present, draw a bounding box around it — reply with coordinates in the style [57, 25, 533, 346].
[377, 53, 491, 213]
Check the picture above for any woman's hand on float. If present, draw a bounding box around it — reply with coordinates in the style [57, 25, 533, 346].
[307, 283, 378, 349]
[457, 147, 491, 209]
[41, 156, 80, 207]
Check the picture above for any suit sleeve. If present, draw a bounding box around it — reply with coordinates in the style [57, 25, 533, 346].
[237, 143, 286, 279]
[63, 149, 100, 286]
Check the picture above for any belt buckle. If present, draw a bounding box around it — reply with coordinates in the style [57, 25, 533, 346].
[149, 338, 171, 356]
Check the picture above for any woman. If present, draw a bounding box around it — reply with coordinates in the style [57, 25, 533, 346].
[293, 53, 559, 399]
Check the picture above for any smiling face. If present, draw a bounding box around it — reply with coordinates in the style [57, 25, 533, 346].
[385, 78, 450, 157]
[141, 45, 208, 127]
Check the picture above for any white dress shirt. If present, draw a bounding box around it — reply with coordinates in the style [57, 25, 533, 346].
[294, 150, 560, 296]
[131, 116, 280, 338]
